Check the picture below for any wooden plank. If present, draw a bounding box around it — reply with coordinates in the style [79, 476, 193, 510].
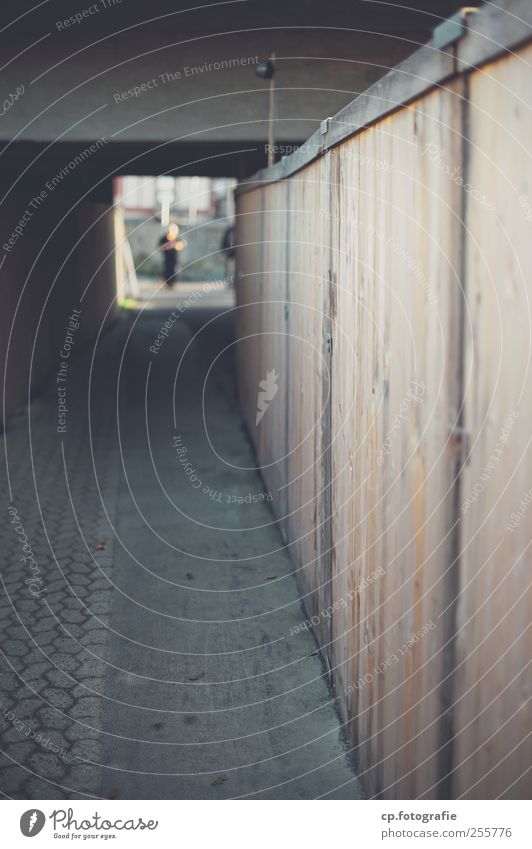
[455, 44, 532, 800]
[329, 81, 463, 798]
[284, 158, 332, 649]
[235, 187, 264, 442]
[258, 181, 289, 520]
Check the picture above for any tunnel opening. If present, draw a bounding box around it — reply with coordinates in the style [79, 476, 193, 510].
[113, 174, 237, 306]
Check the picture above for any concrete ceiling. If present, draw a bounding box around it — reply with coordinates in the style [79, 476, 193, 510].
[1, 1, 471, 40]
[0, 0, 475, 178]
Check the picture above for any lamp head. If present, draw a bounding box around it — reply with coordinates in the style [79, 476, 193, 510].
[255, 59, 275, 80]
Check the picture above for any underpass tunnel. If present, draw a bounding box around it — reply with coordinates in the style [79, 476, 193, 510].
[0, 158, 237, 427]
[0, 0, 465, 425]
[4, 0, 529, 808]
[0, 149, 364, 798]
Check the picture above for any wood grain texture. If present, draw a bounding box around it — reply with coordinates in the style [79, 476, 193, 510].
[328, 83, 464, 798]
[455, 46, 532, 800]
[235, 187, 264, 443]
[234, 42, 531, 799]
[283, 158, 331, 649]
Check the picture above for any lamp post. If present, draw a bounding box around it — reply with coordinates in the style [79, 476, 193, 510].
[256, 54, 276, 167]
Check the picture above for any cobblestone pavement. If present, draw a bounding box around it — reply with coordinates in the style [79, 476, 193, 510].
[0, 286, 362, 799]
[0, 316, 120, 799]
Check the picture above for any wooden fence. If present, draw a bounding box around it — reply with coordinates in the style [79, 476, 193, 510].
[234, 0, 531, 799]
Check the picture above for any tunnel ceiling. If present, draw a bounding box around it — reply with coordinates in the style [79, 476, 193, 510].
[0, 0, 475, 179]
[1, 1, 472, 40]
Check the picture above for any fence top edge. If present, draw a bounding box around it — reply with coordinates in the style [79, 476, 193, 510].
[235, 0, 532, 197]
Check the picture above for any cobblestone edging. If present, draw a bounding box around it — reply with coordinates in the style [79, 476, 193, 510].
[0, 319, 124, 799]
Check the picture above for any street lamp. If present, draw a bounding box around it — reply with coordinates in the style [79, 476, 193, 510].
[256, 54, 276, 167]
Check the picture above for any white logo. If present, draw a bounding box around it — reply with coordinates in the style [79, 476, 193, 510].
[256, 368, 279, 425]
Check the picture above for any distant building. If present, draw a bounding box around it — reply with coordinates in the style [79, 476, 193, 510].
[113, 176, 236, 280]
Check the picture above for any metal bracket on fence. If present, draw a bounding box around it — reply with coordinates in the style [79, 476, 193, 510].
[319, 117, 333, 155]
[433, 7, 479, 50]
[326, 333, 333, 354]
[448, 425, 470, 463]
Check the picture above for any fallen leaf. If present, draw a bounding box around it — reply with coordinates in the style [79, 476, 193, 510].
[188, 672, 205, 681]
[95, 542, 106, 550]
[107, 788, 119, 799]
[211, 775, 227, 786]
[265, 576, 277, 581]
[185, 572, 194, 580]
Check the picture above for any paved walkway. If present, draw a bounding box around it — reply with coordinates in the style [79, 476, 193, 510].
[0, 283, 362, 799]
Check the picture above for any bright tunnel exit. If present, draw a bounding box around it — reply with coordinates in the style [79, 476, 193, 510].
[113, 174, 237, 309]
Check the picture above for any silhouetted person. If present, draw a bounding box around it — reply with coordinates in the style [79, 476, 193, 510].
[221, 223, 236, 283]
[159, 223, 185, 289]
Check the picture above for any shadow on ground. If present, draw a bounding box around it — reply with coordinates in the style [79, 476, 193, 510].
[0, 282, 361, 799]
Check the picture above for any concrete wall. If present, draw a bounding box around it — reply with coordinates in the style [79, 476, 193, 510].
[0, 189, 116, 425]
